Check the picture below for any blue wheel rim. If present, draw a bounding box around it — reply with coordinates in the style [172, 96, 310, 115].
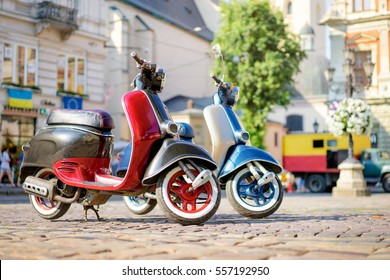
[236, 171, 275, 207]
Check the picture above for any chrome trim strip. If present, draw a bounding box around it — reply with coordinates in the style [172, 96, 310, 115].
[43, 124, 114, 138]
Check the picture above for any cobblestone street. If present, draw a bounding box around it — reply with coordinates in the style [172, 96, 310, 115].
[0, 190, 390, 260]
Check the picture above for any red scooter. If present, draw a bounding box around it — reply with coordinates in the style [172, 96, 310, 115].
[20, 52, 221, 225]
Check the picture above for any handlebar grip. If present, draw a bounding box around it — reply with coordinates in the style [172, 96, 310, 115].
[210, 73, 227, 89]
[131, 51, 144, 65]
[210, 73, 222, 84]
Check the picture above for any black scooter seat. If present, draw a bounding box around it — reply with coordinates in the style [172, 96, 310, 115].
[46, 109, 115, 132]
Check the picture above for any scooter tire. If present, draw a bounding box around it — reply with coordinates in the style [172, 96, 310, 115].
[123, 195, 157, 215]
[226, 166, 283, 219]
[29, 168, 71, 220]
[156, 164, 221, 225]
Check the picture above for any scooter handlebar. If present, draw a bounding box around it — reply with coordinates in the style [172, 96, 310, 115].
[131, 51, 145, 66]
[210, 73, 227, 89]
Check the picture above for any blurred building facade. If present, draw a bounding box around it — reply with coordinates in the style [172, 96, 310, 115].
[263, 0, 330, 164]
[268, 0, 330, 135]
[105, 0, 218, 141]
[320, 0, 390, 149]
[0, 0, 219, 154]
[3, 0, 388, 166]
[0, 0, 107, 153]
[269, 0, 390, 151]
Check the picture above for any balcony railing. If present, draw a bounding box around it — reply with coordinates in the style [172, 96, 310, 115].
[35, 1, 78, 37]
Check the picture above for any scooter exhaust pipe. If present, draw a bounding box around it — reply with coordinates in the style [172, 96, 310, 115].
[23, 176, 55, 199]
[143, 192, 156, 200]
[23, 176, 82, 204]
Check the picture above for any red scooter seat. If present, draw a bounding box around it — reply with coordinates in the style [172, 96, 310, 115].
[46, 109, 115, 132]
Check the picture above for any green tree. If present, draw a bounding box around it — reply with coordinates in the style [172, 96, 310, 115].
[212, 0, 305, 148]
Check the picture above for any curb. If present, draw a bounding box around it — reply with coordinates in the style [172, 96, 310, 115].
[0, 185, 25, 195]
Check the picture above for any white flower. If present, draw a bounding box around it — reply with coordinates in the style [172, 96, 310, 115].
[327, 98, 372, 137]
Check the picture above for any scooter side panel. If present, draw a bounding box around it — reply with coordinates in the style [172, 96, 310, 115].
[142, 139, 217, 186]
[218, 145, 283, 184]
[204, 105, 236, 172]
[54, 157, 112, 185]
[120, 90, 162, 189]
[21, 126, 113, 181]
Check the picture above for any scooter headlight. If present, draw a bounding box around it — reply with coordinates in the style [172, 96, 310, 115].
[163, 121, 179, 136]
[240, 131, 250, 141]
[235, 130, 250, 144]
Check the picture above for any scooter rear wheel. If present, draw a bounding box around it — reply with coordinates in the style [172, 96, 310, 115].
[156, 164, 221, 225]
[226, 165, 283, 218]
[123, 195, 157, 215]
[29, 168, 71, 220]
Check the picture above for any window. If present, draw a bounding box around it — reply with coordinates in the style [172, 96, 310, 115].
[353, 0, 371, 12]
[274, 132, 278, 147]
[57, 54, 86, 94]
[287, 1, 292, 14]
[2, 43, 37, 86]
[354, 51, 371, 87]
[380, 150, 390, 160]
[313, 140, 324, 148]
[327, 139, 337, 147]
[364, 152, 372, 160]
[286, 115, 303, 132]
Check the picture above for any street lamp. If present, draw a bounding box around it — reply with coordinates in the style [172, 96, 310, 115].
[343, 48, 355, 98]
[324, 65, 335, 83]
[363, 60, 375, 88]
[326, 48, 375, 197]
[326, 48, 375, 160]
[313, 119, 319, 133]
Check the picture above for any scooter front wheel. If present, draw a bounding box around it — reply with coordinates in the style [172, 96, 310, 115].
[226, 165, 283, 218]
[29, 168, 71, 220]
[123, 195, 157, 215]
[156, 165, 221, 225]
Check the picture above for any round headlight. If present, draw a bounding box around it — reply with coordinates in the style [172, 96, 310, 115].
[165, 121, 178, 135]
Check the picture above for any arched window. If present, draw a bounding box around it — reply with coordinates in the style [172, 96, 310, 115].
[286, 115, 303, 132]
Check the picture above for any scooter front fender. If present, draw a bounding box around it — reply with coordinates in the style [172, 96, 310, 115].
[218, 145, 282, 184]
[142, 139, 217, 186]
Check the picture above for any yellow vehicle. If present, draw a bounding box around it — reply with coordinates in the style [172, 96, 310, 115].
[282, 133, 371, 192]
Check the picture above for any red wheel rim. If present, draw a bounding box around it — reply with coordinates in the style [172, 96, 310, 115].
[167, 169, 213, 213]
[34, 196, 56, 210]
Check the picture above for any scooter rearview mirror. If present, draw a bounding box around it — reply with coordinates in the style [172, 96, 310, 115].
[212, 44, 222, 59]
[211, 44, 225, 81]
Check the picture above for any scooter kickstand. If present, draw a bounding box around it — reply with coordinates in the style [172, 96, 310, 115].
[83, 205, 101, 221]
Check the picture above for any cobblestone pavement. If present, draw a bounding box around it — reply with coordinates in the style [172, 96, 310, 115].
[0, 189, 389, 260]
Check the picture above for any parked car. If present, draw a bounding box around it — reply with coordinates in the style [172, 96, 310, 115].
[361, 148, 390, 192]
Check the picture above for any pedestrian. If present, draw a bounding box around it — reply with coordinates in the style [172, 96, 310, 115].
[0, 147, 16, 187]
[286, 172, 296, 193]
[296, 177, 307, 192]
